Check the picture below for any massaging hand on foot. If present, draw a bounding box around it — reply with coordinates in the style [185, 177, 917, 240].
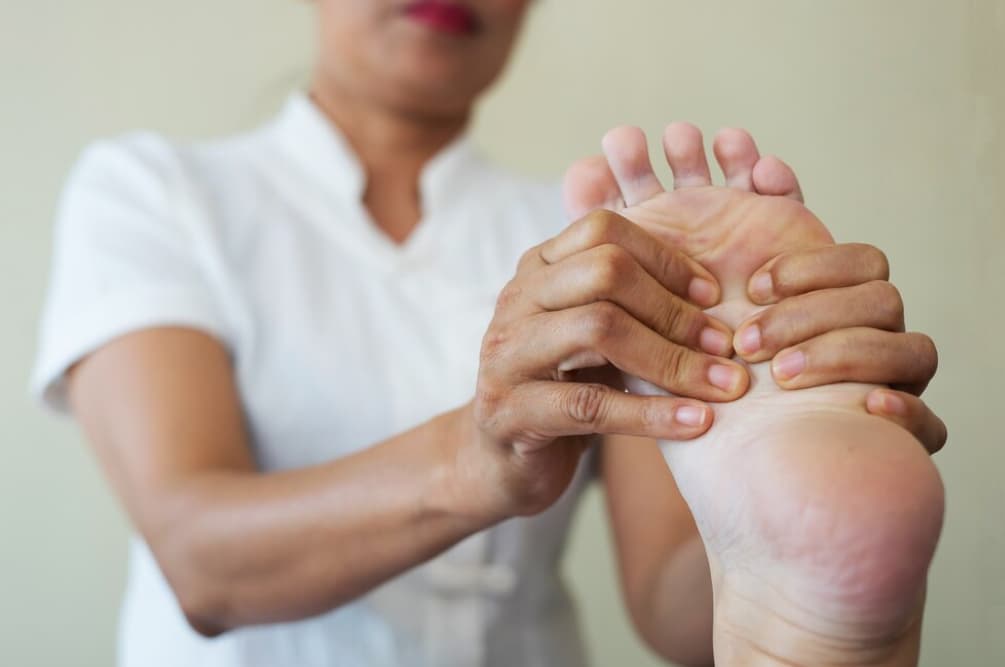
[464, 125, 943, 523]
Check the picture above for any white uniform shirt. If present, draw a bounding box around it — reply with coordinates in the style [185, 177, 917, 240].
[31, 92, 596, 667]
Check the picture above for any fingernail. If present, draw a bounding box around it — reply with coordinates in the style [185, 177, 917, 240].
[708, 364, 743, 392]
[700, 327, 732, 356]
[675, 405, 709, 427]
[688, 277, 718, 306]
[750, 273, 773, 301]
[772, 350, 806, 380]
[735, 324, 762, 355]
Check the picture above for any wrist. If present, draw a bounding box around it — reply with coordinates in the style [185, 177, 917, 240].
[427, 403, 513, 530]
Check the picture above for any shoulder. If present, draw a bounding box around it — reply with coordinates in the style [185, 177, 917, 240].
[66, 132, 179, 200]
[67, 124, 274, 202]
[58, 126, 284, 255]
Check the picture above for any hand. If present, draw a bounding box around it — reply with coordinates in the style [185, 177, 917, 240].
[461, 209, 749, 518]
[732, 243, 947, 453]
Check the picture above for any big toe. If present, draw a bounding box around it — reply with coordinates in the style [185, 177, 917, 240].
[561, 154, 625, 220]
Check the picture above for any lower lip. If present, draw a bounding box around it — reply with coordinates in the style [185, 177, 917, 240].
[404, 3, 477, 35]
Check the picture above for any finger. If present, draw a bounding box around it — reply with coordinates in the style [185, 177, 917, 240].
[601, 126, 666, 206]
[866, 389, 948, 454]
[771, 328, 938, 395]
[501, 381, 714, 442]
[540, 209, 721, 307]
[734, 281, 905, 362]
[562, 154, 625, 221]
[752, 155, 804, 202]
[535, 243, 734, 356]
[713, 127, 760, 190]
[486, 303, 748, 401]
[748, 243, 891, 305]
[662, 122, 713, 189]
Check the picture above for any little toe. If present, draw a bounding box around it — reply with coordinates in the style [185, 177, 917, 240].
[713, 127, 761, 191]
[601, 126, 666, 206]
[752, 155, 805, 202]
[662, 122, 713, 189]
[562, 154, 625, 220]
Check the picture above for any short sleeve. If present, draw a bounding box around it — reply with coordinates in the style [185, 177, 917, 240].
[30, 134, 229, 414]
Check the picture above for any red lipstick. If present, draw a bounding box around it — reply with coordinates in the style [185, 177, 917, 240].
[404, 1, 479, 36]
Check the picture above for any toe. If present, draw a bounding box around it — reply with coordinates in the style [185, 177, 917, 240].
[752, 155, 804, 202]
[713, 127, 760, 191]
[601, 126, 665, 206]
[662, 122, 713, 189]
[562, 154, 625, 220]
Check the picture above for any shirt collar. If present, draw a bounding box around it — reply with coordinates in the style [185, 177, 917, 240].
[272, 90, 479, 213]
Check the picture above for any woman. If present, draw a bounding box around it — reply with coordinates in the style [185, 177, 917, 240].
[32, 1, 943, 665]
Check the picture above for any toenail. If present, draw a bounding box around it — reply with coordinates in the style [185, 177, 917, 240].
[773, 350, 806, 380]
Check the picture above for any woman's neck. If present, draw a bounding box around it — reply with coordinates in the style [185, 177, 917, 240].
[309, 79, 469, 244]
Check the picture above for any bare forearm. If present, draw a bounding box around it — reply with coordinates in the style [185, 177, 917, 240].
[151, 407, 492, 635]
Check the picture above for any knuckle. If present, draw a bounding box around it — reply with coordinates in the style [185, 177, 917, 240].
[479, 323, 511, 366]
[579, 210, 622, 246]
[912, 333, 939, 372]
[495, 279, 523, 310]
[656, 245, 688, 286]
[517, 244, 541, 269]
[871, 279, 903, 307]
[870, 280, 905, 323]
[816, 334, 853, 377]
[579, 302, 622, 346]
[761, 299, 810, 348]
[859, 243, 890, 280]
[588, 244, 634, 296]
[657, 297, 694, 341]
[936, 418, 949, 450]
[561, 383, 610, 425]
[658, 344, 691, 386]
[473, 379, 507, 429]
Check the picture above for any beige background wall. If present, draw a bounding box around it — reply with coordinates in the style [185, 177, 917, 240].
[2, 1, 1002, 665]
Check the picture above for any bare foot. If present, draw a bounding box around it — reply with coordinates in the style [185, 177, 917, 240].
[563, 125, 944, 665]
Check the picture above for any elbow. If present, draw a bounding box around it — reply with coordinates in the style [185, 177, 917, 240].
[178, 588, 231, 639]
[151, 523, 239, 638]
[159, 528, 347, 638]
[167, 557, 235, 638]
